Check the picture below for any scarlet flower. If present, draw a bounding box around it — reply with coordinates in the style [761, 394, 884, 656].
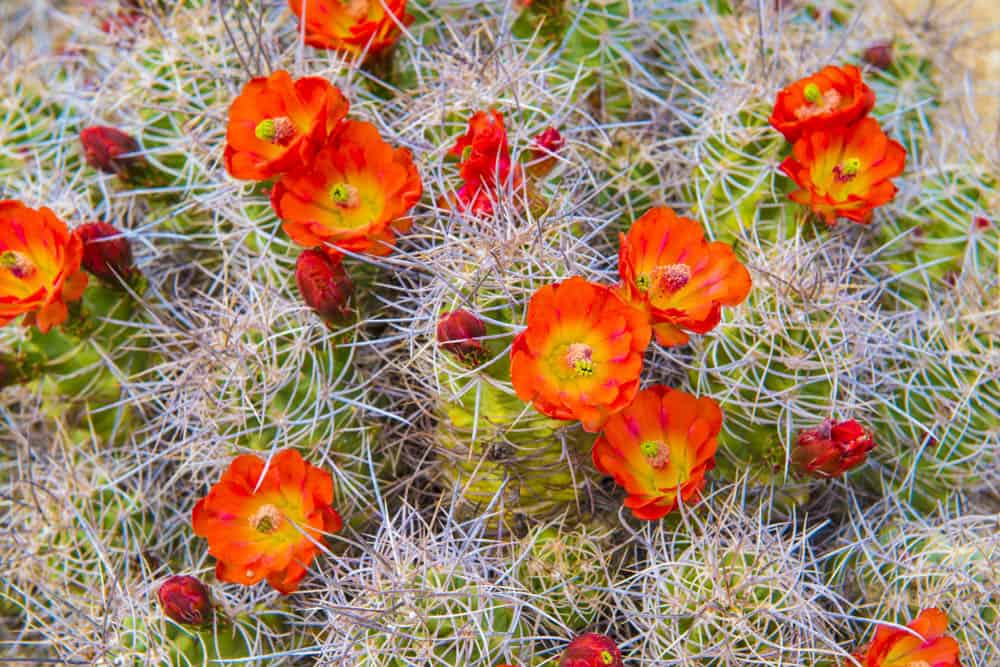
[295, 249, 354, 323]
[769, 65, 876, 142]
[510, 277, 651, 432]
[74, 222, 135, 284]
[271, 120, 422, 257]
[850, 608, 961, 667]
[792, 418, 875, 478]
[528, 126, 565, 177]
[80, 126, 144, 179]
[618, 207, 751, 347]
[287, 0, 412, 57]
[592, 386, 721, 520]
[437, 309, 488, 365]
[157, 575, 213, 627]
[779, 118, 906, 225]
[0, 201, 88, 333]
[192, 449, 342, 594]
[559, 633, 624, 667]
[446, 110, 522, 215]
[225, 70, 349, 181]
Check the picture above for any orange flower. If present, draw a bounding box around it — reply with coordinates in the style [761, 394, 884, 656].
[271, 120, 422, 257]
[769, 65, 875, 142]
[850, 608, 961, 667]
[192, 449, 342, 594]
[0, 201, 88, 333]
[510, 277, 651, 432]
[779, 118, 905, 225]
[592, 386, 720, 520]
[287, 0, 412, 57]
[224, 70, 349, 181]
[618, 207, 751, 347]
[445, 109, 522, 216]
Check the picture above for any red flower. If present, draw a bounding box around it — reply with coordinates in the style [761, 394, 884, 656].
[779, 118, 906, 225]
[592, 386, 721, 520]
[618, 207, 751, 347]
[528, 126, 565, 177]
[192, 449, 343, 594]
[510, 277, 651, 432]
[74, 222, 135, 284]
[0, 201, 89, 333]
[295, 249, 354, 323]
[769, 65, 876, 142]
[437, 309, 488, 365]
[224, 70, 349, 181]
[157, 575, 213, 627]
[80, 126, 144, 179]
[850, 608, 961, 667]
[287, 0, 412, 57]
[792, 418, 875, 478]
[446, 110, 522, 215]
[559, 633, 624, 667]
[271, 120, 422, 257]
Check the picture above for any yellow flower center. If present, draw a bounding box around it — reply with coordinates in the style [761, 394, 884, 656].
[834, 157, 861, 183]
[329, 183, 360, 208]
[0, 250, 37, 279]
[254, 116, 296, 146]
[650, 263, 691, 296]
[249, 504, 283, 534]
[793, 88, 842, 120]
[635, 274, 650, 292]
[600, 651, 615, 665]
[640, 440, 670, 469]
[565, 343, 594, 377]
[803, 83, 822, 103]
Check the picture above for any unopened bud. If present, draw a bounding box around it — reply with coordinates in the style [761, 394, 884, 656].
[560, 633, 624, 667]
[436, 310, 488, 365]
[157, 575, 212, 627]
[295, 249, 354, 323]
[793, 418, 875, 478]
[75, 222, 136, 284]
[863, 41, 893, 71]
[529, 126, 565, 177]
[80, 126, 145, 180]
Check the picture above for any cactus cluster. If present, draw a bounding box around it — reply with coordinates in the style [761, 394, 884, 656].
[2, 0, 998, 666]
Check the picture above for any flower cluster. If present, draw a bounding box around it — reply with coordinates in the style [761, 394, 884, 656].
[443, 109, 565, 216]
[192, 448, 342, 594]
[224, 69, 422, 321]
[1, 201, 138, 333]
[505, 206, 748, 519]
[771, 65, 906, 224]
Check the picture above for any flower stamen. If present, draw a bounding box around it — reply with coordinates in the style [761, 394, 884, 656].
[255, 116, 296, 146]
[329, 183, 360, 208]
[249, 504, 283, 534]
[650, 263, 691, 296]
[639, 440, 670, 469]
[565, 343, 594, 377]
[794, 87, 843, 120]
[0, 250, 36, 279]
[833, 157, 861, 183]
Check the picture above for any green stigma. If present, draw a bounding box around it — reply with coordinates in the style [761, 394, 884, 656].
[842, 157, 861, 176]
[640, 440, 660, 457]
[600, 651, 614, 665]
[329, 183, 359, 207]
[636, 274, 650, 291]
[254, 119, 276, 142]
[803, 83, 821, 103]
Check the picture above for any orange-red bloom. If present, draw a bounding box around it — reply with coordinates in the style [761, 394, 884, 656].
[779, 117, 905, 225]
[271, 120, 422, 257]
[224, 70, 349, 181]
[288, 0, 412, 57]
[850, 608, 961, 667]
[618, 207, 751, 347]
[769, 65, 875, 142]
[510, 277, 651, 432]
[446, 110, 522, 216]
[192, 448, 342, 594]
[0, 201, 88, 333]
[592, 386, 721, 520]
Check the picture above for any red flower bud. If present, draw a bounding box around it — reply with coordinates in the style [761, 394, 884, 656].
[157, 575, 212, 627]
[529, 126, 565, 177]
[75, 222, 135, 283]
[80, 126, 143, 178]
[560, 633, 624, 667]
[436, 309, 488, 365]
[974, 216, 990, 231]
[793, 418, 875, 478]
[863, 41, 894, 71]
[295, 249, 353, 323]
